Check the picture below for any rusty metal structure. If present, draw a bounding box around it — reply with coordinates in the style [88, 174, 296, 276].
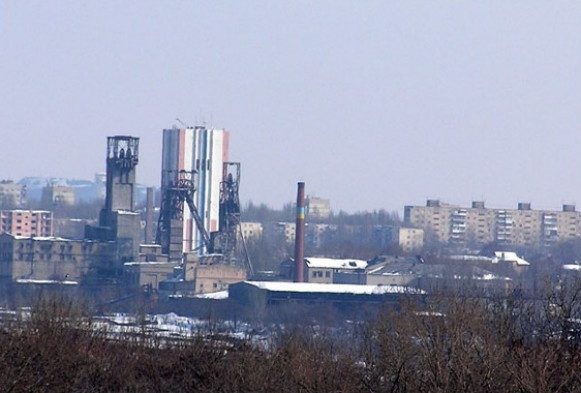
[156, 170, 212, 261]
[217, 163, 241, 262]
[211, 162, 253, 274]
[155, 163, 253, 274]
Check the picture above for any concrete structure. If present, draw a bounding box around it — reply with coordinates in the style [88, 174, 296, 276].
[41, 184, 75, 206]
[180, 254, 247, 294]
[87, 136, 141, 263]
[305, 257, 367, 284]
[398, 227, 424, 253]
[306, 196, 331, 219]
[276, 222, 339, 248]
[138, 244, 167, 262]
[0, 181, 25, 207]
[0, 234, 116, 282]
[404, 200, 581, 249]
[161, 126, 229, 254]
[239, 222, 263, 242]
[54, 218, 94, 240]
[124, 261, 178, 290]
[276, 222, 296, 244]
[0, 210, 53, 237]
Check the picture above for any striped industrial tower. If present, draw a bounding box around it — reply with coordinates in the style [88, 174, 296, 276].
[161, 126, 229, 254]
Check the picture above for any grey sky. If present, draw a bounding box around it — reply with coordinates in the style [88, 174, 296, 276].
[1, 1, 580, 213]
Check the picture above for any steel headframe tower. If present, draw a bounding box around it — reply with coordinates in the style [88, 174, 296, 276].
[215, 162, 253, 274]
[156, 170, 212, 261]
[218, 162, 241, 263]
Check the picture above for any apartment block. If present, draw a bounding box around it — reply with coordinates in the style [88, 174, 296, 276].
[306, 196, 331, 219]
[0, 181, 25, 207]
[41, 184, 75, 206]
[0, 210, 53, 237]
[404, 200, 581, 249]
[398, 227, 425, 253]
[239, 222, 263, 242]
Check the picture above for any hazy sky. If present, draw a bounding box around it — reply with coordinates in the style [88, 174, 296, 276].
[1, 1, 580, 213]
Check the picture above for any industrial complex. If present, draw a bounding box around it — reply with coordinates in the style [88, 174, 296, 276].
[0, 124, 579, 316]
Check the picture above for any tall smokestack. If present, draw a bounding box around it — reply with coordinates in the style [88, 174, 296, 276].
[293, 182, 306, 282]
[144, 187, 154, 244]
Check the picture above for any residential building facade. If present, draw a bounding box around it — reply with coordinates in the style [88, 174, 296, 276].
[0, 181, 25, 207]
[0, 210, 53, 237]
[404, 200, 581, 249]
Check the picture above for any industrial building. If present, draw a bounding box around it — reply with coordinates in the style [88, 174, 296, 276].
[160, 126, 229, 255]
[228, 281, 424, 308]
[86, 136, 142, 261]
[0, 210, 53, 237]
[404, 200, 581, 249]
[0, 234, 116, 282]
[304, 257, 367, 284]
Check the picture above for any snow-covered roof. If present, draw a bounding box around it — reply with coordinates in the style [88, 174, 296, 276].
[494, 251, 530, 266]
[16, 279, 78, 285]
[305, 257, 367, 270]
[449, 255, 497, 262]
[242, 281, 425, 295]
[563, 264, 581, 271]
[117, 210, 139, 215]
[124, 261, 176, 266]
[194, 290, 229, 299]
[12, 235, 73, 241]
[0, 209, 51, 214]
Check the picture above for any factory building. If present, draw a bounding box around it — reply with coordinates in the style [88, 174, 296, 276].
[161, 126, 229, 254]
[0, 234, 116, 282]
[86, 136, 142, 264]
[404, 200, 581, 249]
[0, 210, 53, 237]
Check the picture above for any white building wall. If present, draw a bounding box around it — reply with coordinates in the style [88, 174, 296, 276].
[161, 126, 229, 254]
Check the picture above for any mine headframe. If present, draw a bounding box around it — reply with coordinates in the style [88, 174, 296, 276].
[156, 170, 213, 259]
[215, 163, 253, 274]
[214, 163, 241, 263]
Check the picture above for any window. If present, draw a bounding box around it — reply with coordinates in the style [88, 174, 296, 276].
[325, 271, 331, 278]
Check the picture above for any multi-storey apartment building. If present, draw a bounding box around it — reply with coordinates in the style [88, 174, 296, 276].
[239, 222, 263, 242]
[306, 196, 331, 219]
[0, 181, 25, 207]
[41, 184, 75, 206]
[404, 200, 581, 249]
[0, 210, 53, 237]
